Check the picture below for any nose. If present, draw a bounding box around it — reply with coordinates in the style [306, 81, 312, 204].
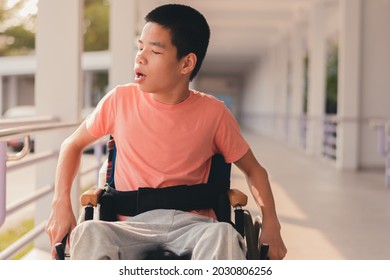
[135, 50, 146, 65]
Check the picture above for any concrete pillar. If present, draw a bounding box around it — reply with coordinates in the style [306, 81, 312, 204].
[269, 47, 279, 139]
[84, 71, 93, 109]
[336, 0, 362, 170]
[0, 76, 3, 114]
[34, 0, 83, 251]
[273, 37, 289, 142]
[109, 0, 136, 89]
[359, 0, 390, 169]
[306, 0, 326, 157]
[7, 76, 18, 109]
[289, 17, 306, 149]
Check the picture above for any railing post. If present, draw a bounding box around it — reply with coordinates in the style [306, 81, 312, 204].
[0, 141, 7, 228]
[370, 120, 390, 189]
[94, 142, 103, 183]
[376, 125, 386, 156]
[386, 126, 390, 190]
[300, 115, 307, 149]
[323, 116, 337, 160]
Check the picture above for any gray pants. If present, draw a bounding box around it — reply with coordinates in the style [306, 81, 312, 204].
[70, 209, 246, 260]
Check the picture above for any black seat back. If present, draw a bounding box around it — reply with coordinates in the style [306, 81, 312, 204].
[103, 138, 232, 222]
[207, 154, 232, 223]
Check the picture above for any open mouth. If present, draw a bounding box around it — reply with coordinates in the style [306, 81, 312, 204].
[135, 71, 145, 79]
[135, 70, 146, 83]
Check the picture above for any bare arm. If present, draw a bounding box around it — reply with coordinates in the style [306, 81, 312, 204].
[45, 122, 99, 258]
[234, 149, 287, 260]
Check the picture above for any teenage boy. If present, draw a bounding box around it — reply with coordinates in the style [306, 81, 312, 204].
[46, 4, 287, 260]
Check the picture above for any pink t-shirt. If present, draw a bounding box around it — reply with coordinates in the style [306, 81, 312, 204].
[86, 84, 249, 217]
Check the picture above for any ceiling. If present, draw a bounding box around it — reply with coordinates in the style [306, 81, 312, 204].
[135, 0, 313, 77]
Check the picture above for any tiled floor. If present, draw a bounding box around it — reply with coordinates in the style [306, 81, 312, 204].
[231, 131, 390, 260]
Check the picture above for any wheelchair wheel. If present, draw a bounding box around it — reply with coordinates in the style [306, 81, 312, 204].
[253, 215, 262, 239]
[253, 215, 269, 259]
[243, 211, 260, 260]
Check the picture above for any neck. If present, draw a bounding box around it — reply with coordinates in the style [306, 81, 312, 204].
[153, 91, 190, 105]
[151, 82, 191, 105]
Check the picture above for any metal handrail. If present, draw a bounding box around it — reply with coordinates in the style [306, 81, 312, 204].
[0, 121, 79, 162]
[0, 115, 58, 127]
[7, 150, 59, 172]
[0, 119, 106, 259]
[0, 120, 81, 259]
[7, 135, 31, 161]
[0, 121, 80, 141]
[369, 119, 390, 127]
[6, 184, 54, 217]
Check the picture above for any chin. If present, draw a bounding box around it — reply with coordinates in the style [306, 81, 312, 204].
[137, 83, 159, 94]
[136, 83, 148, 92]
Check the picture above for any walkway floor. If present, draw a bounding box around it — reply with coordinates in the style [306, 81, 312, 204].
[232, 131, 390, 260]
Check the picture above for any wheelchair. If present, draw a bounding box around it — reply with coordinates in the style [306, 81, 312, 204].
[55, 137, 269, 260]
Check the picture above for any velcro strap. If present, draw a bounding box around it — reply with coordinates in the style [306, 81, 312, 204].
[98, 182, 228, 221]
[137, 183, 225, 214]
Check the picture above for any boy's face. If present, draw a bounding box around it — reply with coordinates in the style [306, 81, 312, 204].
[134, 22, 188, 95]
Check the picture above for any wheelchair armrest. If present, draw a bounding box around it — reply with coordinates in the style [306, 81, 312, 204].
[228, 189, 248, 207]
[80, 187, 104, 207]
[80, 159, 108, 207]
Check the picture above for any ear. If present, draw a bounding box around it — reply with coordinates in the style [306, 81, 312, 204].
[181, 53, 197, 76]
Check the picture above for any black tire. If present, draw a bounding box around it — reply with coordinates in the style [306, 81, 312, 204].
[243, 211, 260, 259]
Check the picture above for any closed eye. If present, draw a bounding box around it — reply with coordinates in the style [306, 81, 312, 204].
[152, 50, 162, 54]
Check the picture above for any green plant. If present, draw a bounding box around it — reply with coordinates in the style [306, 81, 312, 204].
[0, 218, 34, 260]
[325, 43, 338, 114]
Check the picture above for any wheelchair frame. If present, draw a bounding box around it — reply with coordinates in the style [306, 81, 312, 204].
[55, 138, 268, 260]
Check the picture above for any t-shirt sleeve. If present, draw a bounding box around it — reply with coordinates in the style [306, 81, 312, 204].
[85, 87, 117, 138]
[213, 106, 250, 163]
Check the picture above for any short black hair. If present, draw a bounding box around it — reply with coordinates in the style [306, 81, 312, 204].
[145, 4, 210, 81]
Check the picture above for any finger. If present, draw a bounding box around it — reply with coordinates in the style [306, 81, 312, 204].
[45, 223, 53, 244]
[268, 249, 277, 260]
[45, 225, 57, 259]
[51, 246, 57, 260]
[268, 247, 285, 260]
